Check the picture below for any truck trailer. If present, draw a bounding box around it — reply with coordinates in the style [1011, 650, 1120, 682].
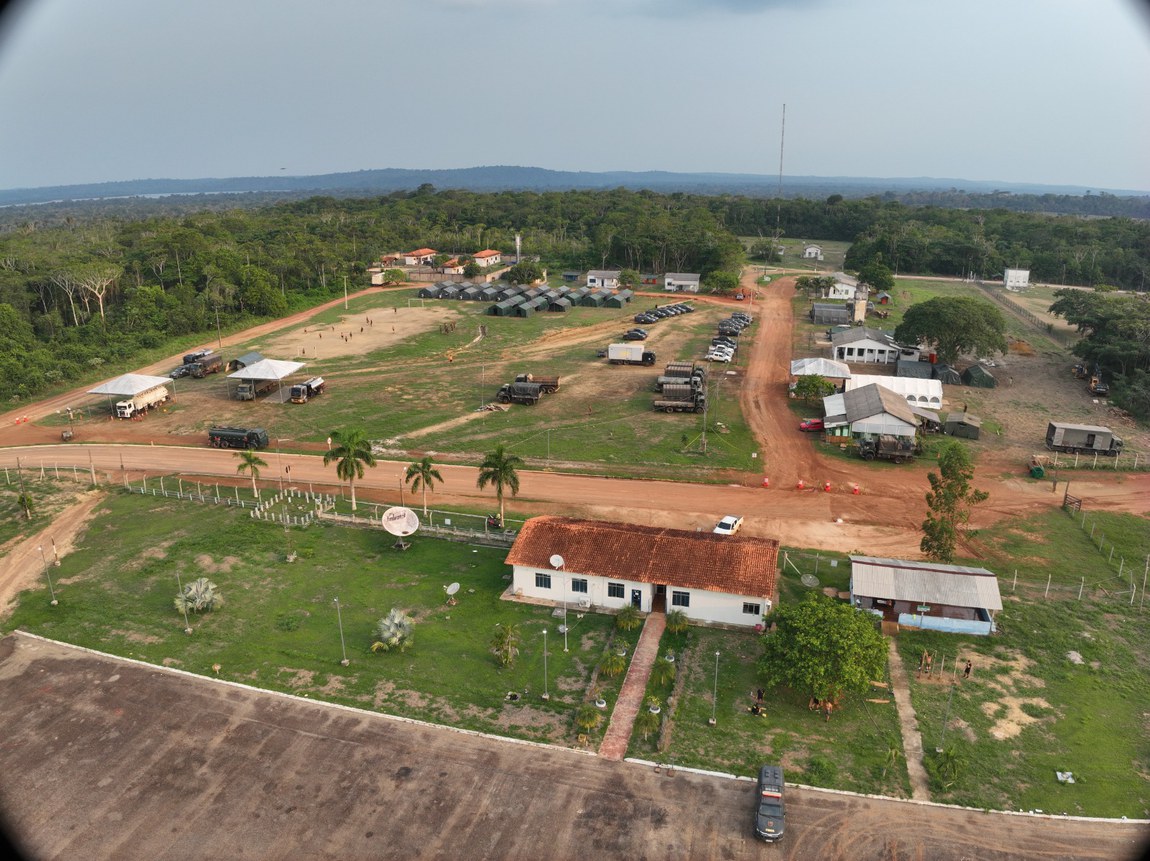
[607, 343, 656, 366]
[208, 426, 270, 449]
[114, 385, 170, 419]
[496, 381, 543, 405]
[513, 373, 560, 393]
[235, 379, 277, 401]
[1045, 422, 1123, 456]
[653, 392, 706, 413]
[189, 353, 223, 378]
[289, 376, 326, 404]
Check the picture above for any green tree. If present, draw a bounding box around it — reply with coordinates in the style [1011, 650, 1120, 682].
[758, 593, 887, 705]
[380, 268, 408, 285]
[371, 608, 414, 653]
[664, 609, 689, 634]
[504, 261, 544, 285]
[476, 444, 523, 522]
[703, 270, 740, 295]
[174, 577, 223, 614]
[490, 622, 521, 668]
[856, 260, 894, 293]
[235, 449, 267, 499]
[462, 261, 482, 279]
[921, 441, 989, 562]
[404, 456, 443, 516]
[323, 428, 377, 511]
[894, 296, 1007, 364]
[618, 268, 639, 288]
[792, 374, 835, 402]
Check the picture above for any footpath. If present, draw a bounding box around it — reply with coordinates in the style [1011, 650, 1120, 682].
[598, 612, 665, 761]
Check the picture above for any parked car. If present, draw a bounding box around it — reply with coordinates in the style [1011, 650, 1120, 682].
[623, 329, 648, 341]
[168, 364, 192, 379]
[712, 515, 743, 535]
[754, 765, 785, 842]
[799, 418, 825, 432]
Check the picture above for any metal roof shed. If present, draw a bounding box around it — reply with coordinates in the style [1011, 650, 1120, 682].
[850, 555, 1002, 635]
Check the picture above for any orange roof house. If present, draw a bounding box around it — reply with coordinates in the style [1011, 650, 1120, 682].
[473, 249, 502, 267]
[504, 516, 779, 627]
[403, 248, 438, 266]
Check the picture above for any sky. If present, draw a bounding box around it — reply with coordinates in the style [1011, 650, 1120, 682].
[0, 0, 1148, 193]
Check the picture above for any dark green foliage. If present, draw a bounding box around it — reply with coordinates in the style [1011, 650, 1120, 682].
[504, 261, 545, 285]
[894, 296, 1007, 364]
[856, 259, 894, 292]
[792, 374, 835, 402]
[921, 442, 989, 562]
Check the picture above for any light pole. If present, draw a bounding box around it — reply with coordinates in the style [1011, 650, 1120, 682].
[37, 545, 57, 606]
[541, 629, 549, 700]
[709, 650, 720, 726]
[334, 597, 349, 666]
[175, 571, 192, 634]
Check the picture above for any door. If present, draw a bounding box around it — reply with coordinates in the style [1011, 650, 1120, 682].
[631, 590, 642, 609]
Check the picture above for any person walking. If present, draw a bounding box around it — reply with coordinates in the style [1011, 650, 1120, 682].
[963, 660, 972, 680]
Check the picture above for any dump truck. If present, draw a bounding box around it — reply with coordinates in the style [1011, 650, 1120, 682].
[1045, 422, 1123, 456]
[514, 373, 560, 394]
[189, 353, 223, 378]
[496, 381, 543, 405]
[235, 378, 277, 401]
[607, 343, 656, 365]
[857, 434, 918, 463]
[114, 385, 170, 419]
[208, 426, 270, 449]
[289, 376, 326, 404]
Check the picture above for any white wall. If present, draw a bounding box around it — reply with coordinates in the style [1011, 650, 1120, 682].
[1004, 268, 1030, 289]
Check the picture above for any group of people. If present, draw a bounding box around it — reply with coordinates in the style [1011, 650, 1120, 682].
[918, 650, 974, 680]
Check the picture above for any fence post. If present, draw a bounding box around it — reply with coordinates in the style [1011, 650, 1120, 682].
[1012, 570, 1017, 593]
[1078, 577, 1084, 600]
[1044, 573, 1051, 599]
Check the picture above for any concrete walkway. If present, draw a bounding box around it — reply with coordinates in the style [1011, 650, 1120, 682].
[887, 639, 932, 801]
[598, 612, 666, 761]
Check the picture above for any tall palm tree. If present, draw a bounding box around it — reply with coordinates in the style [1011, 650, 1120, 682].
[405, 456, 443, 516]
[476, 444, 523, 523]
[323, 428, 377, 511]
[235, 450, 267, 499]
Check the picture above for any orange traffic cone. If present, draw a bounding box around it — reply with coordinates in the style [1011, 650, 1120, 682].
[852, 483, 860, 495]
[823, 481, 832, 492]
[797, 479, 804, 490]
[761, 477, 770, 488]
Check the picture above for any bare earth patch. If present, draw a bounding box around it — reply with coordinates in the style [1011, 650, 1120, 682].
[193, 553, 240, 574]
[981, 696, 1054, 740]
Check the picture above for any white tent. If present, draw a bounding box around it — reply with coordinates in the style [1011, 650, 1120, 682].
[87, 373, 173, 396]
[845, 374, 943, 406]
[790, 357, 851, 379]
[226, 359, 305, 381]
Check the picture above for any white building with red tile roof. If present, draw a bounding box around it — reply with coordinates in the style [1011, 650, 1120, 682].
[473, 249, 502, 267]
[403, 248, 438, 266]
[505, 516, 778, 627]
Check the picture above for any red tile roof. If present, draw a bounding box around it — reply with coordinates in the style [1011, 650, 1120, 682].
[406, 248, 437, 257]
[505, 516, 778, 599]
[474, 249, 500, 258]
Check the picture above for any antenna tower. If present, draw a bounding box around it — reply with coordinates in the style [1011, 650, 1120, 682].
[774, 103, 786, 242]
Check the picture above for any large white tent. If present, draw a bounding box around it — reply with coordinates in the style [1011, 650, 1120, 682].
[87, 373, 173, 396]
[226, 358, 306, 403]
[845, 374, 942, 406]
[790, 357, 851, 379]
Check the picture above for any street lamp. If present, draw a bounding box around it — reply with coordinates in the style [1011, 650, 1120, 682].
[37, 545, 57, 606]
[334, 597, 349, 666]
[174, 570, 192, 634]
[541, 629, 549, 700]
[709, 650, 720, 726]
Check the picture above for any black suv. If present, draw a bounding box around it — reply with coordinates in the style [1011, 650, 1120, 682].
[754, 765, 785, 842]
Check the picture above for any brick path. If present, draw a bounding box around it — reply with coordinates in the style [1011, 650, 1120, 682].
[598, 612, 666, 760]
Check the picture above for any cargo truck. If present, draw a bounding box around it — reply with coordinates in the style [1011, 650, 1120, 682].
[513, 373, 560, 393]
[114, 385, 170, 419]
[289, 376, 326, 404]
[662, 361, 699, 378]
[653, 392, 706, 413]
[857, 435, 918, 463]
[496, 381, 543, 405]
[189, 353, 223, 378]
[1045, 422, 1122, 456]
[184, 349, 213, 365]
[235, 379, 276, 401]
[607, 343, 656, 365]
[208, 426, 270, 449]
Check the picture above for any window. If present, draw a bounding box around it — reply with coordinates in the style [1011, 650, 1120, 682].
[608, 582, 624, 599]
[535, 572, 552, 589]
[743, 602, 762, 616]
[571, 578, 588, 594]
[671, 591, 690, 608]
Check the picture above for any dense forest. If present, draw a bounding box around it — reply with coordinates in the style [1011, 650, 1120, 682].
[0, 187, 1148, 413]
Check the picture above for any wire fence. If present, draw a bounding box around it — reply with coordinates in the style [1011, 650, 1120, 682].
[1031, 449, 1147, 473]
[973, 282, 1076, 346]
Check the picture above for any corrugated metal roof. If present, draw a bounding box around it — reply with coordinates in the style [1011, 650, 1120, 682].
[506, 516, 778, 598]
[850, 555, 1002, 610]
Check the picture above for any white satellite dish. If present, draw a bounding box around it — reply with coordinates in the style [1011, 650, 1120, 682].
[446, 582, 460, 596]
[382, 506, 419, 537]
[549, 554, 565, 569]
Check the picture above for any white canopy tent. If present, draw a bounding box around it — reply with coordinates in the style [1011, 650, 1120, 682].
[226, 358, 306, 402]
[87, 373, 173, 397]
[845, 374, 943, 406]
[790, 357, 851, 380]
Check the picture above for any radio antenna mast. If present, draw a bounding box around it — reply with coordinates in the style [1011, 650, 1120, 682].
[774, 103, 786, 248]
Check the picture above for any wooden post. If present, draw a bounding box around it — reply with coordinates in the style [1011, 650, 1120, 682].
[1078, 577, 1084, 600]
[1012, 570, 1018, 593]
[1044, 573, 1052, 599]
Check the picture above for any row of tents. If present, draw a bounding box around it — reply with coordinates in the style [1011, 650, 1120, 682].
[417, 280, 634, 317]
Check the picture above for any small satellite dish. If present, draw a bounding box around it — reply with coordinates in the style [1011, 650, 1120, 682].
[549, 554, 565, 569]
[446, 582, 460, 596]
[382, 506, 419, 537]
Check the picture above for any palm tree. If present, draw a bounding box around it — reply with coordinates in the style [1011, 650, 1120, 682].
[405, 456, 443, 516]
[323, 428, 377, 511]
[371, 608, 414, 653]
[491, 622, 521, 668]
[174, 577, 223, 614]
[476, 445, 523, 523]
[235, 449, 267, 499]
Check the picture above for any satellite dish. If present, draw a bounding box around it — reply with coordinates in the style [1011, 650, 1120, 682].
[382, 506, 420, 537]
[549, 554, 565, 569]
[446, 582, 460, 596]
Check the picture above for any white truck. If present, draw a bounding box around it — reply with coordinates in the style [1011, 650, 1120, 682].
[115, 385, 170, 419]
[607, 343, 656, 366]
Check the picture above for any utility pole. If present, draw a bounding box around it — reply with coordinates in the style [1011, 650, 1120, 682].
[343, 275, 348, 309]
